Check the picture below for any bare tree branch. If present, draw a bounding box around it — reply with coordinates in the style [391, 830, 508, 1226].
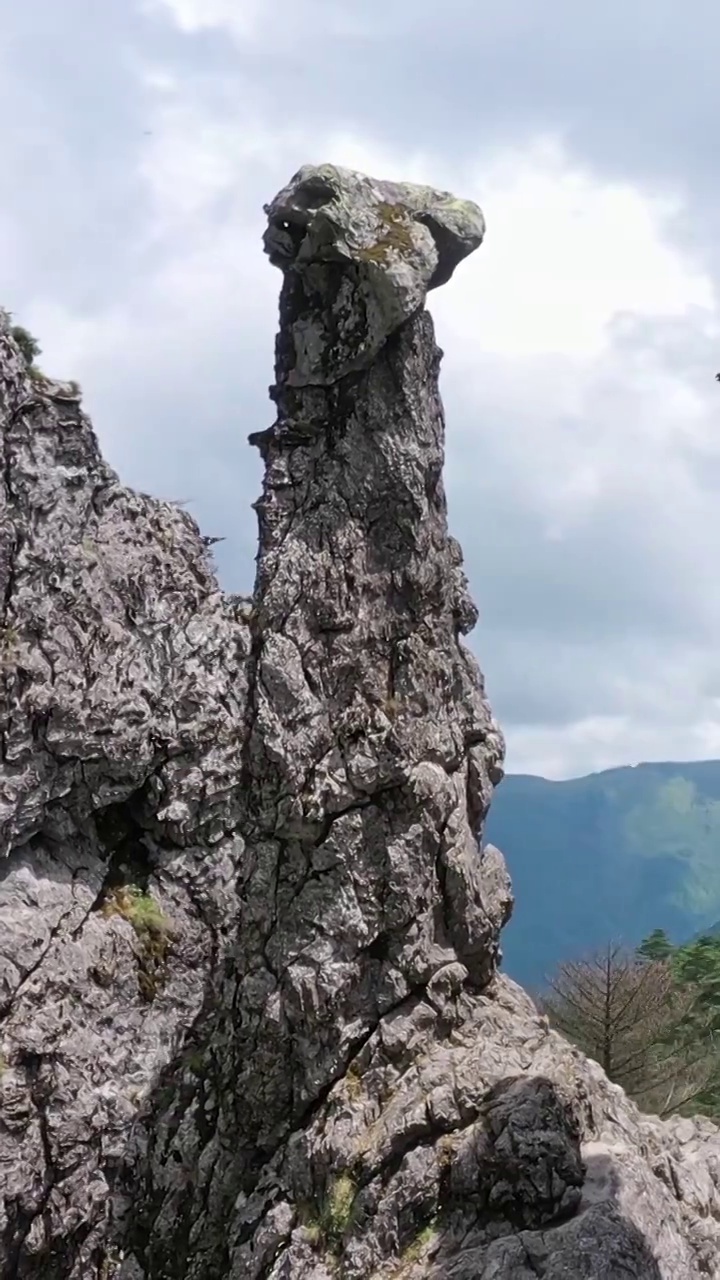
[541, 944, 718, 1116]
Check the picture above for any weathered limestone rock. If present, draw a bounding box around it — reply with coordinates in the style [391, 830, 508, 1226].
[0, 324, 251, 1276]
[3, 164, 720, 1279]
[262, 164, 485, 386]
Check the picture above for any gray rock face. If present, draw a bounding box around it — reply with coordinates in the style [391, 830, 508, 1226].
[0, 325, 251, 1276]
[2, 166, 720, 1279]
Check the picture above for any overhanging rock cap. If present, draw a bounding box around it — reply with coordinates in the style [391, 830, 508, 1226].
[263, 163, 485, 385]
[263, 162, 485, 288]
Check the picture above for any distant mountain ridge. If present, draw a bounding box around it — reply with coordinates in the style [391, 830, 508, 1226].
[485, 759, 720, 988]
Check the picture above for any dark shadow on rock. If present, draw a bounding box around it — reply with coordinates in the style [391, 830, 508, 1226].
[421, 1075, 665, 1280]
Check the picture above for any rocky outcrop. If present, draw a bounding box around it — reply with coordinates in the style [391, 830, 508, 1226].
[3, 165, 720, 1279]
[0, 326, 251, 1276]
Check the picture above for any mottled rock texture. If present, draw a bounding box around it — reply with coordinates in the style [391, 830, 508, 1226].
[0, 328, 251, 1277]
[2, 164, 720, 1279]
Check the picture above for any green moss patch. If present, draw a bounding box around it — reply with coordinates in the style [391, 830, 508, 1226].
[102, 885, 174, 1002]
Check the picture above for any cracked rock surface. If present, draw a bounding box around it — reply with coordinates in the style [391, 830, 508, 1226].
[0, 324, 251, 1277]
[3, 163, 720, 1279]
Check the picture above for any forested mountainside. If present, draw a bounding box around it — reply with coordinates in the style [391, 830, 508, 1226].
[487, 760, 720, 987]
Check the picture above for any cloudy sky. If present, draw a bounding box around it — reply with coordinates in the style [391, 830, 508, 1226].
[4, 0, 720, 779]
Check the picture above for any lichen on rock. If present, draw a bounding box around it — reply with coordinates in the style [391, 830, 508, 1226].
[3, 166, 720, 1279]
[262, 162, 485, 385]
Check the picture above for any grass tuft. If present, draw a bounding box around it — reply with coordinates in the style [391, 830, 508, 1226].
[101, 885, 173, 1001]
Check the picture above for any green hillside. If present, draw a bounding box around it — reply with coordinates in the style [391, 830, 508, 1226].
[485, 760, 720, 989]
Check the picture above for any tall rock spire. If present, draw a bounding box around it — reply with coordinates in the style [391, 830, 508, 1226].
[245, 160, 511, 1108]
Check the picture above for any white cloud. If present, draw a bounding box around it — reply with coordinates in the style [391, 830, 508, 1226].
[443, 137, 713, 361]
[511, 713, 720, 781]
[430, 140, 720, 590]
[142, 0, 263, 38]
[143, 0, 375, 42]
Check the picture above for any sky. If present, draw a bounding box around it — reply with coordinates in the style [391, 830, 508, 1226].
[3, 0, 720, 779]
